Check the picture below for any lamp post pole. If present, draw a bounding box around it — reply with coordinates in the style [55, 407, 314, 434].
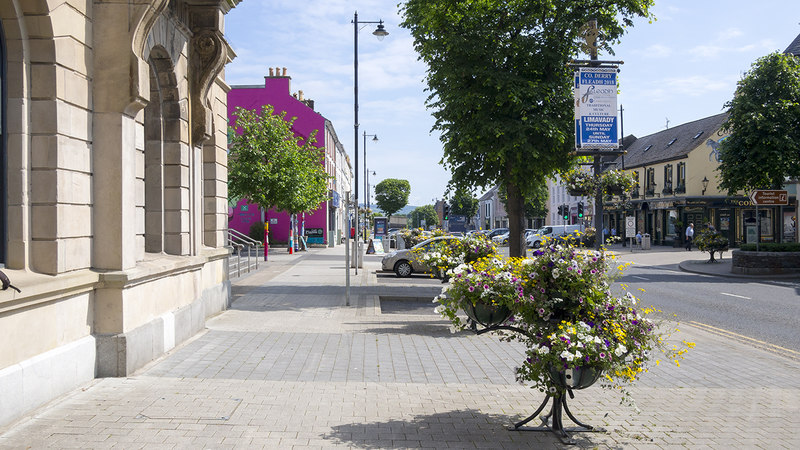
[363, 132, 378, 238]
[352, 11, 387, 263]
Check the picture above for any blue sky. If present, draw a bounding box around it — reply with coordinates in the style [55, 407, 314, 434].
[224, 1, 800, 207]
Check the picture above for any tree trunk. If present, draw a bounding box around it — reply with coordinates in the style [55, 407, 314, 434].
[506, 181, 526, 258]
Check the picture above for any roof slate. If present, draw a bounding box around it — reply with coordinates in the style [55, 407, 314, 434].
[614, 112, 729, 169]
[785, 32, 800, 56]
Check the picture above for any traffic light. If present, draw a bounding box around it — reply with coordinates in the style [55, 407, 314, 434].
[577, 202, 584, 218]
[557, 205, 563, 218]
[562, 204, 569, 221]
[443, 203, 450, 220]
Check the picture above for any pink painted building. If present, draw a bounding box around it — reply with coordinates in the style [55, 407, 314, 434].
[227, 68, 351, 246]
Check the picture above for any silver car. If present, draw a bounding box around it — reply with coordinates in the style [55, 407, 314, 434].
[380, 236, 461, 277]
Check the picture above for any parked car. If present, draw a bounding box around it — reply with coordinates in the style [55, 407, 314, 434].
[526, 225, 585, 248]
[487, 228, 509, 238]
[381, 236, 462, 277]
[449, 231, 465, 237]
[492, 231, 510, 245]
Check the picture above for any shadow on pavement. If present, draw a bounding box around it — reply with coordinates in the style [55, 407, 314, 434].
[322, 408, 615, 449]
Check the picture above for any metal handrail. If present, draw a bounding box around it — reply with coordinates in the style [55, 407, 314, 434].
[226, 228, 263, 278]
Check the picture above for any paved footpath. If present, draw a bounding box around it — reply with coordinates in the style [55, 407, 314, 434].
[1, 245, 799, 449]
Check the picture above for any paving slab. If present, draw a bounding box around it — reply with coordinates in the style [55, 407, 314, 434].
[1, 245, 799, 449]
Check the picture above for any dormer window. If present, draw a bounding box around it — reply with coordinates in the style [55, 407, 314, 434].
[693, 131, 704, 139]
[643, 144, 652, 152]
[667, 138, 677, 146]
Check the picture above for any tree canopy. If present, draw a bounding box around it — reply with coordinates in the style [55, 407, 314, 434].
[718, 52, 800, 193]
[449, 187, 479, 219]
[228, 105, 329, 215]
[410, 205, 439, 229]
[374, 178, 411, 221]
[400, 0, 654, 256]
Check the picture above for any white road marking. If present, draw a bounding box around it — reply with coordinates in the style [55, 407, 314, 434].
[720, 292, 751, 300]
[632, 276, 649, 280]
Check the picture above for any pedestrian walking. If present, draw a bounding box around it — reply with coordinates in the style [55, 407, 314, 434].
[685, 222, 694, 250]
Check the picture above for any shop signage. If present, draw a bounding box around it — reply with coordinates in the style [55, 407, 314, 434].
[749, 190, 788, 206]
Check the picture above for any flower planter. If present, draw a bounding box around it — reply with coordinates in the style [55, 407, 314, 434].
[463, 302, 512, 327]
[567, 188, 589, 197]
[548, 365, 602, 390]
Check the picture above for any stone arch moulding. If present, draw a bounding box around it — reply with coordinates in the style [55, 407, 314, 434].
[125, 0, 171, 116]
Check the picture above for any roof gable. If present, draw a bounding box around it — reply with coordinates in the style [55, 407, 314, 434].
[785, 32, 800, 56]
[617, 112, 728, 168]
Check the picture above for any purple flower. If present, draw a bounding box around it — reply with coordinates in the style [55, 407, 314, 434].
[468, 286, 475, 292]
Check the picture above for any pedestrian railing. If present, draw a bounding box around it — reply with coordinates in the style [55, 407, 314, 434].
[227, 229, 262, 278]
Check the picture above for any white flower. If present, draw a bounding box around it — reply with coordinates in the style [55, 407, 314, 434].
[615, 344, 627, 357]
[574, 350, 582, 359]
[449, 325, 458, 334]
[537, 346, 550, 355]
[434, 305, 445, 314]
[560, 350, 575, 361]
[552, 268, 560, 279]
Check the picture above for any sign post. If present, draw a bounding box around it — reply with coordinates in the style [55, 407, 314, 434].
[749, 190, 788, 206]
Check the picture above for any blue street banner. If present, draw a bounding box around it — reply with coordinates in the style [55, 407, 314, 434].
[575, 67, 619, 149]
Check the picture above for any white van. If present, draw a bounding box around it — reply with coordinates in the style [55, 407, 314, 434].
[526, 224, 584, 248]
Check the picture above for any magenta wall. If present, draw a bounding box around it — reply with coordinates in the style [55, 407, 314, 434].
[227, 76, 330, 244]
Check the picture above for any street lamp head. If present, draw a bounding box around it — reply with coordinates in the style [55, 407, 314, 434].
[373, 22, 389, 40]
[372, 135, 379, 142]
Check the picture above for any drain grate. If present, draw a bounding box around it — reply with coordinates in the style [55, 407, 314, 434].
[135, 397, 242, 421]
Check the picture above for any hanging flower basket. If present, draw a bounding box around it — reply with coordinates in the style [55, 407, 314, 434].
[567, 187, 590, 197]
[463, 302, 512, 327]
[548, 365, 603, 390]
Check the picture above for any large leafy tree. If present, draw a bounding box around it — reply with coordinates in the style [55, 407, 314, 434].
[718, 52, 800, 193]
[374, 178, 411, 222]
[410, 205, 440, 229]
[228, 105, 329, 225]
[401, 0, 654, 257]
[449, 187, 479, 219]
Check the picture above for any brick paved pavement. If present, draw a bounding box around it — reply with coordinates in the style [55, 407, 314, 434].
[1, 245, 799, 449]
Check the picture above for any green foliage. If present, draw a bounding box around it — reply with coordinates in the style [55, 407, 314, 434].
[228, 105, 330, 215]
[694, 229, 729, 259]
[248, 221, 265, 243]
[449, 187, 479, 218]
[374, 179, 411, 220]
[410, 205, 440, 229]
[400, 0, 654, 257]
[739, 243, 800, 252]
[718, 52, 800, 193]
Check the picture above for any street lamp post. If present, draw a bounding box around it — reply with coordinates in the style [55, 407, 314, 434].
[352, 11, 388, 271]
[366, 169, 376, 211]
[363, 132, 378, 229]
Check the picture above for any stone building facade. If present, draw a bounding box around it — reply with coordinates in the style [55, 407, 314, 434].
[0, 0, 239, 427]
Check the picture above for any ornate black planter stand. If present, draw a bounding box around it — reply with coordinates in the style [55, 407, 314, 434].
[508, 387, 604, 445]
[475, 324, 604, 445]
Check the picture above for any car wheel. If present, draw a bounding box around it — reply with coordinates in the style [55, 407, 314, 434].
[533, 241, 541, 249]
[394, 260, 413, 277]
